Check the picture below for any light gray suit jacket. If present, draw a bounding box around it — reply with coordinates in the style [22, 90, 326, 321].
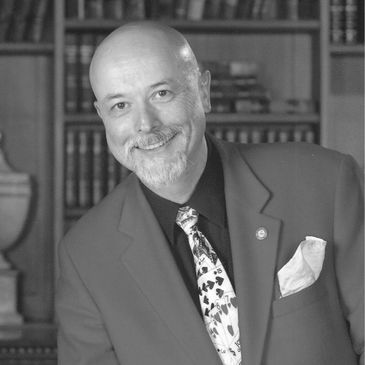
[56, 138, 364, 365]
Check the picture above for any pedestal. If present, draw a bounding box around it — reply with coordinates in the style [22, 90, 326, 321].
[0, 270, 23, 326]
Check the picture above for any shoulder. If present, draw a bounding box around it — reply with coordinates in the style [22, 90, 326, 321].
[58, 173, 137, 255]
[215, 137, 349, 174]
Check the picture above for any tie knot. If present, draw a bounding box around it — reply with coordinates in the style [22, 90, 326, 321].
[176, 206, 198, 234]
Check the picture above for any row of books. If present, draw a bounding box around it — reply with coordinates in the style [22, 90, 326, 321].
[330, 0, 364, 44]
[64, 123, 316, 208]
[0, 0, 49, 43]
[65, 33, 272, 114]
[66, 0, 318, 21]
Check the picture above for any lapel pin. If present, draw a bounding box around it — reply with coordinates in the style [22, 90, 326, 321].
[256, 227, 268, 240]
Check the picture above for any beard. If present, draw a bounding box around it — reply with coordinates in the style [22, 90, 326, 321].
[109, 125, 189, 188]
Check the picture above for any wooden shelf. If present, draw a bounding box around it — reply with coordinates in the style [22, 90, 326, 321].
[65, 19, 320, 33]
[330, 44, 364, 56]
[0, 323, 57, 362]
[64, 112, 320, 125]
[0, 43, 54, 55]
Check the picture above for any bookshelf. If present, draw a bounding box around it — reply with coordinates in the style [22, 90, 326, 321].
[0, 0, 362, 360]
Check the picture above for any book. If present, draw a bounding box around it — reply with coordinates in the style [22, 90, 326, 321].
[79, 33, 95, 113]
[286, 0, 299, 20]
[211, 77, 258, 88]
[359, 0, 364, 43]
[65, 129, 78, 208]
[157, 0, 174, 18]
[266, 129, 277, 143]
[78, 130, 92, 208]
[330, 0, 345, 43]
[225, 128, 237, 142]
[203, 0, 222, 18]
[65, 0, 79, 18]
[236, 0, 254, 19]
[278, 127, 291, 142]
[107, 151, 119, 192]
[85, 0, 104, 18]
[221, 0, 239, 19]
[0, 0, 15, 41]
[238, 128, 249, 143]
[251, 0, 263, 19]
[104, 0, 124, 19]
[8, 0, 33, 42]
[125, 0, 145, 19]
[344, 0, 358, 43]
[92, 130, 105, 205]
[27, 0, 49, 42]
[174, 0, 189, 19]
[65, 33, 79, 113]
[250, 127, 264, 143]
[187, 0, 206, 20]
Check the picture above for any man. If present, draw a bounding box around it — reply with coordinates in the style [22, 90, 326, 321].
[56, 21, 364, 365]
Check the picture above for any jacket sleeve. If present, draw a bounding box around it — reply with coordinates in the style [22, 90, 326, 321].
[56, 240, 120, 365]
[333, 154, 364, 364]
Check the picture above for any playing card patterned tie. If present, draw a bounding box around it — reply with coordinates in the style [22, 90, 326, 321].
[176, 206, 241, 365]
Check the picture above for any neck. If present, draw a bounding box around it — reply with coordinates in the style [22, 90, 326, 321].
[143, 138, 208, 204]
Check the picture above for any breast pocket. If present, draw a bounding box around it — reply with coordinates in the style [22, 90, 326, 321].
[272, 265, 328, 318]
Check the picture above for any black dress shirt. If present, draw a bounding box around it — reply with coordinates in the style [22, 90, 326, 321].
[141, 136, 234, 314]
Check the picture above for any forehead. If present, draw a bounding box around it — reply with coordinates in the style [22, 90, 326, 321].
[92, 43, 188, 99]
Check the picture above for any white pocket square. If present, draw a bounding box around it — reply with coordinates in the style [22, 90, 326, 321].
[278, 236, 327, 298]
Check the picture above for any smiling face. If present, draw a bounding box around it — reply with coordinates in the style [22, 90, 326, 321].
[90, 23, 211, 192]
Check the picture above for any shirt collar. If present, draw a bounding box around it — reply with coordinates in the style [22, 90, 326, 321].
[141, 134, 226, 244]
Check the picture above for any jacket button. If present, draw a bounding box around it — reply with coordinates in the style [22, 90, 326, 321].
[256, 227, 268, 240]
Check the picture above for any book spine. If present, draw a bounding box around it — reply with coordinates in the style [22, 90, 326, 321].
[330, 0, 345, 43]
[104, 0, 124, 19]
[79, 33, 95, 113]
[78, 0, 86, 19]
[0, 0, 15, 42]
[92, 130, 105, 205]
[225, 128, 237, 142]
[250, 127, 264, 143]
[125, 0, 146, 19]
[65, 129, 78, 208]
[65, 33, 79, 113]
[236, 0, 253, 19]
[66, 0, 79, 18]
[107, 151, 119, 192]
[9, 0, 33, 42]
[251, 0, 263, 19]
[157, 0, 175, 18]
[286, 0, 299, 20]
[344, 0, 358, 43]
[28, 0, 49, 43]
[266, 129, 277, 143]
[238, 126, 249, 143]
[174, 0, 189, 19]
[85, 0, 104, 18]
[187, 0, 206, 20]
[78, 130, 92, 208]
[359, 0, 364, 43]
[278, 127, 291, 142]
[221, 0, 239, 19]
[203, 0, 222, 18]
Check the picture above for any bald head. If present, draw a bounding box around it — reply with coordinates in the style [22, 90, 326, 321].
[89, 21, 200, 99]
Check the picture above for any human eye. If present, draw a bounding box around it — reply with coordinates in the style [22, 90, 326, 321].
[113, 101, 128, 110]
[109, 101, 131, 116]
[152, 89, 173, 101]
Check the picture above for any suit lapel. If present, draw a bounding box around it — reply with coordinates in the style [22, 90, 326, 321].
[216, 139, 281, 365]
[116, 176, 222, 365]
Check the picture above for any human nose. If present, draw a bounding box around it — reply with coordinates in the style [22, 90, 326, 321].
[136, 102, 160, 133]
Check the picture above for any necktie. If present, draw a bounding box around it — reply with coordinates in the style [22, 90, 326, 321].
[176, 206, 241, 365]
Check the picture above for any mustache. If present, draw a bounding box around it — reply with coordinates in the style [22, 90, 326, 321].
[127, 126, 183, 151]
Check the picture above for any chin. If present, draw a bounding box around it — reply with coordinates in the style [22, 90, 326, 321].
[134, 152, 188, 188]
